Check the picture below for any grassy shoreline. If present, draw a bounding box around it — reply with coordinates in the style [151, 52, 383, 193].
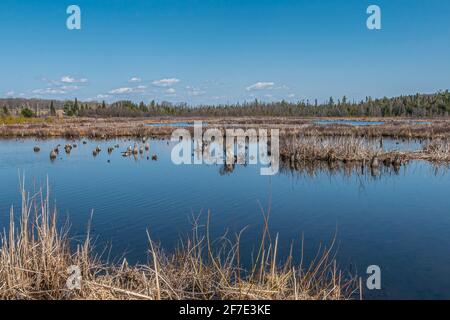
[1, 116, 450, 140]
[0, 183, 358, 300]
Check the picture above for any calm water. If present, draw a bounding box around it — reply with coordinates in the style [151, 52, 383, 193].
[1, 138, 450, 299]
[315, 120, 386, 126]
[315, 119, 432, 126]
[146, 122, 208, 127]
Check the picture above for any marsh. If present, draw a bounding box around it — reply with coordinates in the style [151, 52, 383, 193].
[1, 137, 450, 299]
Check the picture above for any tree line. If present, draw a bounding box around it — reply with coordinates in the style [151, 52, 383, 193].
[2, 91, 450, 118]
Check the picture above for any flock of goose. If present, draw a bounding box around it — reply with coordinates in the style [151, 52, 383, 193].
[33, 137, 158, 162]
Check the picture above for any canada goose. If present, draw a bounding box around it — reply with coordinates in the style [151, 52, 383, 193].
[50, 150, 57, 160]
[370, 156, 379, 168]
[33, 146, 40, 152]
[151, 154, 158, 161]
[64, 144, 72, 153]
[93, 149, 98, 157]
[393, 156, 401, 167]
[133, 144, 139, 155]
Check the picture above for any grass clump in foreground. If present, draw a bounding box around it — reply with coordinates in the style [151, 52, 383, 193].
[0, 180, 358, 300]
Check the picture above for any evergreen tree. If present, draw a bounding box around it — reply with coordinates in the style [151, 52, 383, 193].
[50, 101, 56, 116]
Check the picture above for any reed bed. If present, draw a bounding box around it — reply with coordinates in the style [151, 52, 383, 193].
[280, 136, 450, 165]
[0, 181, 357, 300]
[422, 139, 450, 162]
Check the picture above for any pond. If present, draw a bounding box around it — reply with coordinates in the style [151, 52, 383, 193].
[1, 138, 450, 299]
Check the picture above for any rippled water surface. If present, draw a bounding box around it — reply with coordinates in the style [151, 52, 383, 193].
[1, 138, 450, 299]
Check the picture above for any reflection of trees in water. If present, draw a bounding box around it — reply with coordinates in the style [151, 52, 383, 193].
[219, 163, 236, 176]
[279, 159, 401, 180]
[278, 159, 449, 181]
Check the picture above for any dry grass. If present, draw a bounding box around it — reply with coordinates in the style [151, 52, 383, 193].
[0, 180, 358, 300]
[280, 136, 450, 165]
[1, 116, 450, 140]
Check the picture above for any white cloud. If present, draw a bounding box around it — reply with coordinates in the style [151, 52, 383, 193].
[287, 93, 296, 98]
[246, 82, 275, 91]
[129, 77, 142, 83]
[109, 87, 134, 94]
[152, 78, 180, 87]
[5, 91, 15, 97]
[109, 85, 147, 95]
[96, 94, 110, 99]
[165, 88, 176, 94]
[61, 76, 88, 83]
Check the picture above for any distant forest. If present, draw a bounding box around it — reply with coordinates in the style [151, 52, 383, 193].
[1, 91, 450, 118]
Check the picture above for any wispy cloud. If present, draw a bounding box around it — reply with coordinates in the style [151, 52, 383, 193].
[165, 88, 176, 94]
[109, 85, 147, 95]
[186, 86, 206, 96]
[32, 88, 67, 95]
[61, 76, 88, 84]
[246, 82, 275, 91]
[152, 78, 180, 87]
[109, 87, 134, 94]
[60, 85, 80, 91]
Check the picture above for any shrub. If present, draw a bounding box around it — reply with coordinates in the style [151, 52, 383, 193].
[21, 108, 34, 118]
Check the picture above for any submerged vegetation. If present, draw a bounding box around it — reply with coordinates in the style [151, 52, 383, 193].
[0, 182, 357, 300]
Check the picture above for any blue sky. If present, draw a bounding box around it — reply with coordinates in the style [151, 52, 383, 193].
[1, 0, 449, 105]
